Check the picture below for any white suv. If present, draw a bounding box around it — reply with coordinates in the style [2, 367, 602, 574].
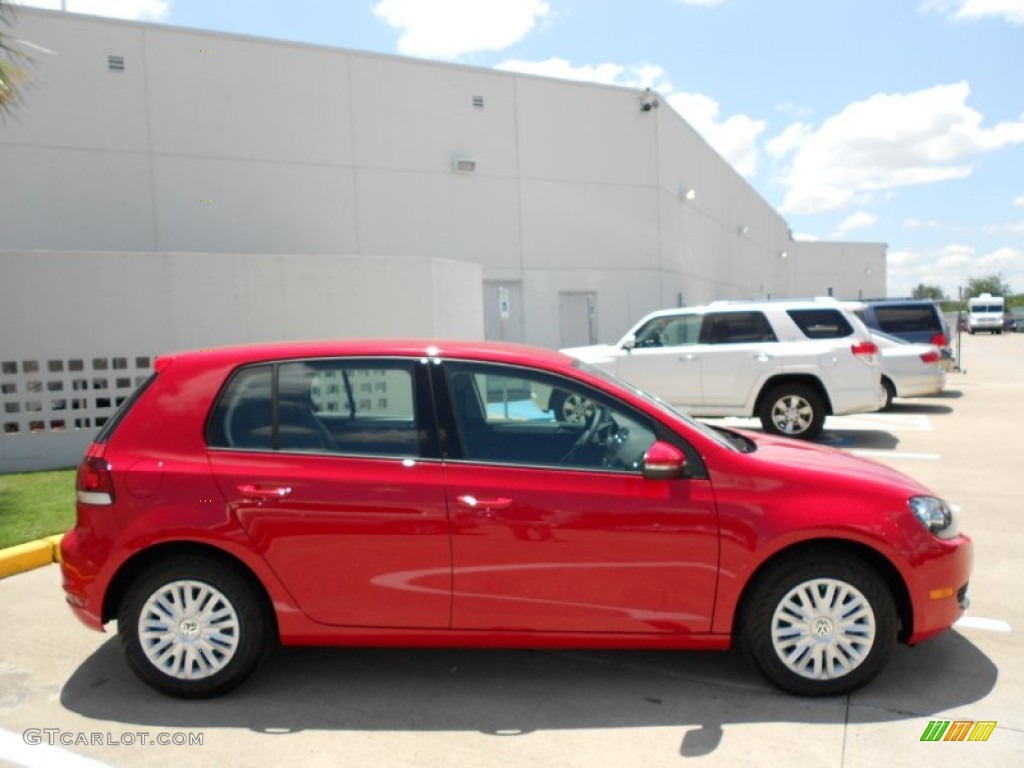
[562, 298, 885, 440]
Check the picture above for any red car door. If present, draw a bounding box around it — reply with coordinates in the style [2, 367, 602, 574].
[207, 359, 452, 628]
[439, 361, 719, 634]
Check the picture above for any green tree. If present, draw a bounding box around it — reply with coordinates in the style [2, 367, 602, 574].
[964, 274, 1012, 300]
[0, 0, 29, 116]
[911, 283, 946, 301]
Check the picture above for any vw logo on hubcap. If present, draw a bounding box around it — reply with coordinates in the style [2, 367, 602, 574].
[178, 618, 201, 640]
[813, 617, 834, 637]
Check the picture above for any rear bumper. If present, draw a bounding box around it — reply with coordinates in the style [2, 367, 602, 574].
[60, 528, 108, 632]
[829, 384, 887, 416]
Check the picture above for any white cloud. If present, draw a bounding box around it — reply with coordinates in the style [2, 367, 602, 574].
[676, 0, 726, 6]
[494, 57, 671, 90]
[373, 0, 550, 58]
[832, 211, 877, 239]
[20, 0, 170, 21]
[666, 92, 766, 176]
[887, 243, 1024, 296]
[771, 81, 1024, 215]
[1014, 195, 1024, 207]
[922, 0, 1024, 26]
[903, 218, 970, 232]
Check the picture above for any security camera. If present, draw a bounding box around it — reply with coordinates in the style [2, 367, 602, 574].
[639, 88, 660, 112]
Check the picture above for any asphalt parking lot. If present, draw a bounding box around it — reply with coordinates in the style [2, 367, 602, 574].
[1, 333, 1022, 767]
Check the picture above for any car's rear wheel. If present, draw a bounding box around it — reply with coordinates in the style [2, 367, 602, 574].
[118, 556, 270, 698]
[739, 555, 898, 696]
[881, 377, 896, 409]
[758, 384, 825, 440]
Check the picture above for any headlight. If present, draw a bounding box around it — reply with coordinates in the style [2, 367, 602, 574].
[909, 496, 960, 539]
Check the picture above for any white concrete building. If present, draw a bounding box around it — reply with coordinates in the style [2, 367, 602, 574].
[0, 8, 885, 470]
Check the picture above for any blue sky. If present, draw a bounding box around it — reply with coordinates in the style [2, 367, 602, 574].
[17, 0, 1024, 298]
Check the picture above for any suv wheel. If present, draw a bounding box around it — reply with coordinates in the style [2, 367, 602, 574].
[739, 555, 898, 696]
[758, 384, 825, 440]
[119, 557, 270, 698]
[881, 378, 896, 410]
[550, 390, 597, 426]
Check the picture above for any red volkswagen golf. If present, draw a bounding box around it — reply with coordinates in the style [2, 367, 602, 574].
[61, 340, 972, 698]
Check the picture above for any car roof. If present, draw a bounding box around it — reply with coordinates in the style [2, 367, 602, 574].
[154, 338, 573, 372]
[638, 297, 847, 320]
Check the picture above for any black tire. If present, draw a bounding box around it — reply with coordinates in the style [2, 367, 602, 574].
[881, 377, 896, 410]
[758, 384, 826, 440]
[118, 556, 271, 698]
[738, 554, 898, 696]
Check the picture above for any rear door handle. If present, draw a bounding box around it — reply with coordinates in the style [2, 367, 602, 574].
[237, 484, 293, 500]
[457, 494, 513, 510]
[679, 354, 698, 362]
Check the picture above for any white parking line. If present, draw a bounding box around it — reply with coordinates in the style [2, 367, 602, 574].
[850, 449, 941, 461]
[0, 728, 114, 768]
[824, 413, 934, 431]
[955, 616, 1012, 633]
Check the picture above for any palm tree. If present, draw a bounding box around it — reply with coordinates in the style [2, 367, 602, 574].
[0, 0, 29, 115]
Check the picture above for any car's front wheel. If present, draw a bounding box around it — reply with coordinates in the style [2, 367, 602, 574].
[118, 556, 271, 698]
[758, 384, 826, 440]
[739, 554, 898, 696]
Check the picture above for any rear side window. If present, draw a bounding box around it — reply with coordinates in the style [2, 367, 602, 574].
[207, 360, 422, 457]
[93, 372, 158, 444]
[787, 309, 854, 339]
[701, 312, 777, 344]
[872, 304, 941, 333]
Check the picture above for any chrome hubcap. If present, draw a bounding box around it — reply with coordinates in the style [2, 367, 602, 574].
[770, 395, 813, 434]
[138, 580, 240, 680]
[771, 578, 876, 680]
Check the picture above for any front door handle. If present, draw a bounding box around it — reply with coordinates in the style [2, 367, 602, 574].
[457, 494, 513, 510]
[237, 484, 293, 500]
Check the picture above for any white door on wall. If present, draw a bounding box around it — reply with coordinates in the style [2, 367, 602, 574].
[483, 282, 524, 343]
[559, 291, 597, 348]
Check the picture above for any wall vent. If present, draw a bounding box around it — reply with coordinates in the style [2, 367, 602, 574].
[108, 55, 125, 72]
[472, 95, 485, 109]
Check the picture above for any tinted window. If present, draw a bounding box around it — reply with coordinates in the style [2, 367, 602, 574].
[633, 314, 702, 347]
[702, 312, 777, 344]
[208, 360, 420, 457]
[787, 309, 854, 339]
[871, 304, 941, 334]
[444, 362, 657, 472]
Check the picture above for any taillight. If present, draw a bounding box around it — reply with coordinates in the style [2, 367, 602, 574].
[851, 340, 879, 362]
[930, 333, 948, 347]
[77, 446, 114, 506]
[920, 351, 940, 365]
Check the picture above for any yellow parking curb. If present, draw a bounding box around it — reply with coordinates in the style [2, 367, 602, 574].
[0, 534, 64, 579]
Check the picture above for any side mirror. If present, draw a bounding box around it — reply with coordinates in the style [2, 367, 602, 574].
[642, 440, 686, 480]
[622, 334, 637, 352]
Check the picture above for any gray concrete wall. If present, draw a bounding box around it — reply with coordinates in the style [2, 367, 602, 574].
[0, 250, 482, 472]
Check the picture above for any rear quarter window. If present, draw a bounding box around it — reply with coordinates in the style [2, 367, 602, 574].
[786, 309, 854, 339]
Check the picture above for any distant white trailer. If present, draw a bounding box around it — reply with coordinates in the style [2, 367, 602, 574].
[967, 293, 1005, 334]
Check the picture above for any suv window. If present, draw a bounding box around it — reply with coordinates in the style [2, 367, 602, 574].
[444, 362, 657, 471]
[633, 314, 702, 347]
[701, 311, 777, 344]
[787, 309, 854, 339]
[207, 360, 420, 456]
[867, 304, 940, 334]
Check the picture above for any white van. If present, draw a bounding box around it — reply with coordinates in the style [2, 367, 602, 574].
[967, 293, 1005, 334]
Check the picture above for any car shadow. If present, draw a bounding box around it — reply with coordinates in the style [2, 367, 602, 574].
[60, 631, 996, 753]
[888, 402, 955, 415]
[815, 430, 901, 450]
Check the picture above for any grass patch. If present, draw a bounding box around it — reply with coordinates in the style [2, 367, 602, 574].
[0, 469, 76, 550]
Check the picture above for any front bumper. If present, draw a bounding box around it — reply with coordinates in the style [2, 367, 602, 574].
[906, 533, 973, 644]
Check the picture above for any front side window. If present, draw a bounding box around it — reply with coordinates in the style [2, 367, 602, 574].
[633, 314, 702, 348]
[444, 362, 657, 472]
[207, 360, 420, 457]
[701, 311, 777, 344]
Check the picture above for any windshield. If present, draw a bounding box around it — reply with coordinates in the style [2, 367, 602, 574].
[569, 358, 739, 451]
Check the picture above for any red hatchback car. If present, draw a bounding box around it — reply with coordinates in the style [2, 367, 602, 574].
[61, 340, 971, 698]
